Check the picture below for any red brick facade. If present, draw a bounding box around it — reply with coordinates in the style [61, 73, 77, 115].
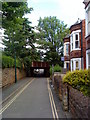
[70, 23, 81, 33]
[64, 19, 86, 70]
[70, 50, 81, 59]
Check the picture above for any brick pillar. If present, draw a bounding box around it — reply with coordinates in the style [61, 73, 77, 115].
[82, 19, 86, 69]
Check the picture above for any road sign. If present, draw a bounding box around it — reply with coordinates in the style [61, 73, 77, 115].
[61, 57, 64, 61]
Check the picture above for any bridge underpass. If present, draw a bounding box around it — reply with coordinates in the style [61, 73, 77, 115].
[30, 61, 50, 77]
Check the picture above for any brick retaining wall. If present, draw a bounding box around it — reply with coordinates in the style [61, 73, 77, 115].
[1, 68, 26, 87]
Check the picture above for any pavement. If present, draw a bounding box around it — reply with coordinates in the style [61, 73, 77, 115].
[2, 77, 33, 101]
[1, 77, 73, 119]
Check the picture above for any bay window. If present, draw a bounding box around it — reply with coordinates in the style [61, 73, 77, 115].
[66, 44, 69, 55]
[75, 33, 79, 48]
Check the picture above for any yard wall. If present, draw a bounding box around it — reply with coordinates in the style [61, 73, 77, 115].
[1, 68, 26, 87]
[54, 75, 90, 119]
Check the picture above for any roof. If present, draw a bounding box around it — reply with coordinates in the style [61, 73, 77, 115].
[64, 34, 70, 39]
[70, 18, 81, 29]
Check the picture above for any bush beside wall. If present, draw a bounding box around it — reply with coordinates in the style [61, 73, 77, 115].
[63, 69, 90, 97]
[2, 55, 23, 69]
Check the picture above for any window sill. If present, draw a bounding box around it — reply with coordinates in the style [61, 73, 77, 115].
[70, 48, 81, 52]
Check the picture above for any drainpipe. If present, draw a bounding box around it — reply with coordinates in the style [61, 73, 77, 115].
[81, 21, 83, 69]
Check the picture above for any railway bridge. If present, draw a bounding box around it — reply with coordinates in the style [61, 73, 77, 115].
[30, 61, 50, 77]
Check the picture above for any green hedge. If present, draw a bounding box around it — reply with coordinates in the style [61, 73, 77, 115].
[50, 64, 61, 75]
[2, 55, 22, 69]
[63, 69, 90, 96]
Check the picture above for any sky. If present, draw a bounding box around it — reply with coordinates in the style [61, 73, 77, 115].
[26, 0, 85, 27]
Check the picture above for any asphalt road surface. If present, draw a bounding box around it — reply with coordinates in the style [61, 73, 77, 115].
[2, 78, 54, 118]
[1, 77, 72, 119]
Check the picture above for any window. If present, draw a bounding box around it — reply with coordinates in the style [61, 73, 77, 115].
[88, 53, 90, 68]
[75, 34, 79, 48]
[66, 44, 69, 55]
[76, 61, 79, 70]
[72, 61, 73, 71]
[71, 35, 73, 51]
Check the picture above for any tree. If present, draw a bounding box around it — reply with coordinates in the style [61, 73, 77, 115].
[2, 2, 34, 58]
[36, 16, 69, 66]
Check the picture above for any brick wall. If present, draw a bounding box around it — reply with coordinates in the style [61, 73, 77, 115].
[70, 50, 81, 59]
[2, 68, 26, 87]
[82, 20, 86, 69]
[70, 23, 81, 33]
[68, 85, 89, 118]
[54, 75, 90, 119]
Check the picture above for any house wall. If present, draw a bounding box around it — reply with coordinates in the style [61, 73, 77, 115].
[84, 1, 90, 69]
[64, 37, 70, 70]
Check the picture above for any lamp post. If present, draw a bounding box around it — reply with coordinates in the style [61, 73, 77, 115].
[14, 41, 19, 83]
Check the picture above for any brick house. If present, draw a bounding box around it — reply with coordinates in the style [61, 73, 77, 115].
[83, 0, 90, 69]
[64, 19, 86, 71]
[63, 34, 70, 70]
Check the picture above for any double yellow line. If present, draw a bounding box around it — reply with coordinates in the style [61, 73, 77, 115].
[47, 78, 59, 120]
[0, 78, 35, 115]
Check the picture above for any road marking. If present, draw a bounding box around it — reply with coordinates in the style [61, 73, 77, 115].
[47, 79, 55, 119]
[0, 78, 33, 105]
[47, 78, 59, 120]
[0, 78, 35, 114]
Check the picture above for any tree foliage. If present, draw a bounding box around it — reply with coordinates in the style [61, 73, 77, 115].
[2, 2, 41, 76]
[36, 16, 69, 66]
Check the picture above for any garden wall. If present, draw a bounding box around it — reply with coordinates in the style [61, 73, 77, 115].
[54, 75, 90, 119]
[2, 68, 26, 87]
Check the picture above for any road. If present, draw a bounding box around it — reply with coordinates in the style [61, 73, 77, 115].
[1, 78, 57, 118]
[1, 77, 72, 119]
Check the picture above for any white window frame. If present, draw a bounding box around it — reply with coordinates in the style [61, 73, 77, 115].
[70, 30, 81, 51]
[75, 33, 79, 49]
[70, 35, 73, 51]
[66, 44, 69, 55]
[64, 42, 69, 56]
[70, 58, 81, 71]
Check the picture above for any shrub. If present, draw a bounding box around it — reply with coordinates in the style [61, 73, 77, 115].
[2, 55, 22, 69]
[63, 69, 90, 96]
[50, 64, 61, 75]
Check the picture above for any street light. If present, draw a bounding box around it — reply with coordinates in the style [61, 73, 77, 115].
[14, 41, 19, 83]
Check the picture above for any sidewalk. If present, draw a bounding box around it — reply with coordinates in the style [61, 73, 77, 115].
[2, 77, 33, 101]
[50, 82, 73, 118]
